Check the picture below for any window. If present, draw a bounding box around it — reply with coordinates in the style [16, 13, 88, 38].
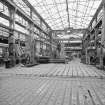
[15, 24, 28, 34]
[32, 12, 40, 26]
[0, 2, 9, 16]
[14, 0, 30, 16]
[0, 17, 9, 26]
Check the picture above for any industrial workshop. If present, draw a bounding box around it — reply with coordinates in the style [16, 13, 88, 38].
[0, 0, 105, 105]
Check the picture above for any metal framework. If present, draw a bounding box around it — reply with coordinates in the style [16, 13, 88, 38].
[82, 0, 105, 66]
[27, 0, 102, 30]
[0, 0, 58, 66]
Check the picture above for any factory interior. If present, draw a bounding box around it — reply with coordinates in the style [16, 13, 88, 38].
[1, 0, 105, 105]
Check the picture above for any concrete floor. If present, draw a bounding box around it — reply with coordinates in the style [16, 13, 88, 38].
[0, 59, 105, 105]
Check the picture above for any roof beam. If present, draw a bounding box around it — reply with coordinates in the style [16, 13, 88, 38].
[52, 28, 87, 35]
[66, 0, 70, 28]
[33, 0, 101, 7]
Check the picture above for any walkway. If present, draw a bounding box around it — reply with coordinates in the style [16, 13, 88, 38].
[0, 59, 105, 105]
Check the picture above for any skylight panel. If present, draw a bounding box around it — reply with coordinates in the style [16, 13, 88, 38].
[28, 0, 102, 30]
[47, 0, 54, 4]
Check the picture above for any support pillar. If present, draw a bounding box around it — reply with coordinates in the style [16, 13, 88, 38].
[8, 8, 16, 67]
[100, 2, 105, 68]
[94, 27, 98, 65]
[30, 23, 36, 64]
[49, 30, 52, 57]
[100, 46, 103, 67]
[94, 19, 98, 50]
[40, 20, 43, 56]
[85, 48, 88, 64]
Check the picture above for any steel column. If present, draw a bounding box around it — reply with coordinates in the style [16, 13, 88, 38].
[8, 8, 16, 67]
[100, 1, 105, 68]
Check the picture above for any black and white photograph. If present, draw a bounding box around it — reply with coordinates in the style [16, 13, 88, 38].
[0, 0, 105, 105]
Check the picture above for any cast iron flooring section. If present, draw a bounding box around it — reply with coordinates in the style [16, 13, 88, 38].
[0, 59, 105, 105]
